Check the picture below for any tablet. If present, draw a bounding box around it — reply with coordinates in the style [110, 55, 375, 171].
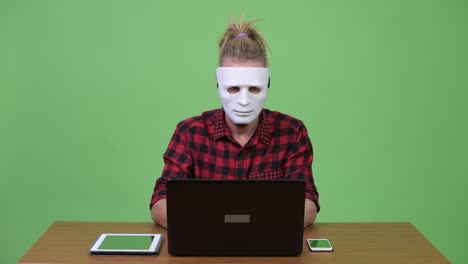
[89, 233, 163, 255]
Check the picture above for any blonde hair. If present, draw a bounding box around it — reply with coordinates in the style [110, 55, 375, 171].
[218, 12, 270, 67]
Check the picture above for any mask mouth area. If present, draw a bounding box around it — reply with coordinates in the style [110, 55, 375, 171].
[234, 110, 254, 116]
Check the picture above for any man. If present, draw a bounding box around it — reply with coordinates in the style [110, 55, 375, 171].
[150, 16, 320, 228]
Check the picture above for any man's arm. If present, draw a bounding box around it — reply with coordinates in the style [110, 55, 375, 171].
[304, 198, 317, 228]
[151, 199, 167, 228]
[283, 122, 320, 228]
[149, 121, 193, 228]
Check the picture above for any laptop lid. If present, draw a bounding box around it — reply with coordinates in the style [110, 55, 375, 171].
[166, 179, 305, 256]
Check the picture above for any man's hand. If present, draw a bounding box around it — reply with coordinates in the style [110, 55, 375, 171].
[151, 199, 167, 229]
[304, 198, 317, 228]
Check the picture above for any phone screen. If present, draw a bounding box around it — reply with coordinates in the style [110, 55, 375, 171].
[308, 239, 331, 248]
[98, 235, 155, 250]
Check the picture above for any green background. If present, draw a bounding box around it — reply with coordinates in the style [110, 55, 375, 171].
[1, 0, 467, 263]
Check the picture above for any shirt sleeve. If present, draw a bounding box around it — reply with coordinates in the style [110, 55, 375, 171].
[149, 122, 193, 209]
[283, 123, 320, 212]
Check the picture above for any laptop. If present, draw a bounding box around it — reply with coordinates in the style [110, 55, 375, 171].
[166, 179, 305, 256]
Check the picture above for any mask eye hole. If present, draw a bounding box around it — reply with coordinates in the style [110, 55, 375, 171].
[227, 86, 240, 94]
[249, 86, 261, 94]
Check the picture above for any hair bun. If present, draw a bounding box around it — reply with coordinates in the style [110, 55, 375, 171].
[218, 12, 270, 66]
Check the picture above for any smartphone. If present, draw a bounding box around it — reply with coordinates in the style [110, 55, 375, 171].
[307, 239, 333, 252]
[89, 233, 163, 255]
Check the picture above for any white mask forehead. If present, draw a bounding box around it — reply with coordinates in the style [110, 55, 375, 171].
[216, 67, 269, 89]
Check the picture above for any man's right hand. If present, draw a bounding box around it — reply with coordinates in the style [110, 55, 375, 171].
[151, 199, 167, 229]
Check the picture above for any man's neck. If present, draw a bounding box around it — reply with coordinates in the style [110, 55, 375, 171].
[225, 115, 259, 147]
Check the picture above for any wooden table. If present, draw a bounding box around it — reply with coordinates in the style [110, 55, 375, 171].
[17, 221, 449, 264]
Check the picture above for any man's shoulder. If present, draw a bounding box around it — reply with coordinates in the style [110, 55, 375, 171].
[175, 109, 220, 133]
[264, 109, 305, 130]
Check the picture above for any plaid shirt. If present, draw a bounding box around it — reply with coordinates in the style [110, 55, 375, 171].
[150, 108, 320, 211]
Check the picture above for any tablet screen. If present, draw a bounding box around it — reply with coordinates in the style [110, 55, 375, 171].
[98, 235, 155, 250]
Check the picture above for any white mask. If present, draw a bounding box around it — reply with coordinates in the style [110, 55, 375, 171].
[216, 67, 270, 124]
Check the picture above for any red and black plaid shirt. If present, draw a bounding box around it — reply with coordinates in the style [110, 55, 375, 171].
[150, 108, 320, 211]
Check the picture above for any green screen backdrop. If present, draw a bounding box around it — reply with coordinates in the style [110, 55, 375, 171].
[1, 0, 467, 263]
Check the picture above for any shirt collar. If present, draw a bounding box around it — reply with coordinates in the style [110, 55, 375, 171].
[213, 109, 271, 145]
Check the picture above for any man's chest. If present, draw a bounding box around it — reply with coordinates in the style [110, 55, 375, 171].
[189, 139, 288, 180]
